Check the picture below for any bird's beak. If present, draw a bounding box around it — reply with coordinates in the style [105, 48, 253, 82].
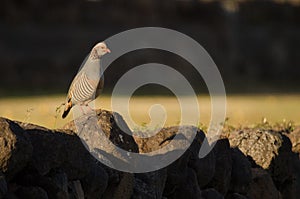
[106, 48, 111, 53]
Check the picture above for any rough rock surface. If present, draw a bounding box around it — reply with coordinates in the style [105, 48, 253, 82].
[228, 128, 298, 198]
[102, 170, 134, 199]
[15, 186, 48, 199]
[247, 168, 281, 199]
[166, 168, 202, 199]
[63, 110, 140, 173]
[229, 129, 283, 169]
[0, 110, 299, 198]
[226, 193, 248, 199]
[160, 127, 205, 198]
[133, 169, 167, 199]
[201, 188, 223, 199]
[63, 109, 139, 153]
[292, 154, 300, 198]
[18, 122, 108, 199]
[0, 118, 33, 180]
[187, 130, 216, 189]
[205, 139, 232, 195]
[285, 126, 300, 153]
[0, 172, 7, 198]
[15, 168, 69, 198]
[229, 148, 252, 195]
[189, 148, 215, 189]
[68, 180, 84, 199]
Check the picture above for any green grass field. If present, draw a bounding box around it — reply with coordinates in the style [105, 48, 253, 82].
[0, 94, 299, 130]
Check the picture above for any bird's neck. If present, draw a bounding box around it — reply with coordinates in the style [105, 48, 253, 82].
[84, 58, 101, 78]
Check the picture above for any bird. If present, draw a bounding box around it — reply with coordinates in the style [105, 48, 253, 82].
[62, 42, 110, 118]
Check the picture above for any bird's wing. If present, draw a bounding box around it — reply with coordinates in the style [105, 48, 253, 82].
[62, 71, 91, 118]
[65, 71, 83, 104]
[95, 75, 104, 97]
[69, 71, 100, 104]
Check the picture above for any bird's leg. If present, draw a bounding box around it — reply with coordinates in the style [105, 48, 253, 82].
[79, 105, 86, 115]
[77, 101, 95, 116]
[85, 104, 93, 114]
[84, 101, 95, 115]
[87, 104, 93, 112]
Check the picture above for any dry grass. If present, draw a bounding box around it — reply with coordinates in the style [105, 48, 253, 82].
[0, 94, 299, 130]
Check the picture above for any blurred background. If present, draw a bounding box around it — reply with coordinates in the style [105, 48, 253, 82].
[0, 0, 299, 128]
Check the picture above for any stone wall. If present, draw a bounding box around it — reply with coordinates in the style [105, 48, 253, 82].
[0, 109, 299, 198]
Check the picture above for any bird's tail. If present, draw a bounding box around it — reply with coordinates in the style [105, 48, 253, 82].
[62, 101, 72, 119]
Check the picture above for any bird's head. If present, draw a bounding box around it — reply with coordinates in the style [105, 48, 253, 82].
[90, 42, 111, 60]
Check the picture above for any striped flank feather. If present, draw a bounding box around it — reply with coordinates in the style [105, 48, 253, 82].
[71, 73, 95, 103]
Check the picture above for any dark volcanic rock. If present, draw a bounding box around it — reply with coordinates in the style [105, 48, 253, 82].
[229, 128, 297, 198]
[0, 118, 33, 180]
[189, 146, 216, 189]
[15, 168, 69, 199]
[166, 168, 202, 199]
[78, 162, 108, 199]
[292, 154, 300, 199]
[285, 126, 300, 153]
[17, 121, 108, 198]
[102, 170, 134, 199]
[269, 135, 297, 199]
[15, 186, 48, 199]
[0, 172, 7, 198]
[63, 110, 139, 172]
[68, 180, 84, 199]
[42, 169, 68, 199]
[64, 110, 142, 198]
[133, 169, 167, 199]
[1, 111, 298, 198]
[247, 168, 281, 199]
[3, 192, 18, 199]
[206, 139, 232, 195]
[42, 168, 68, 199]
[201, 188, 224, 199]
[134, 126, 205, 199]
[159, 127, 204, 196]
[226, 193, 248, 199]
[19, 122, 89, 178]
[162, 150, 190, 197]
[229, 148, 252, 195]
[63, 109, 139, 153]
[134, 126, 197, 153]
[2, 112, 138, 199]
[188, 130, 216, 189]
[134, 125, 215, 198]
